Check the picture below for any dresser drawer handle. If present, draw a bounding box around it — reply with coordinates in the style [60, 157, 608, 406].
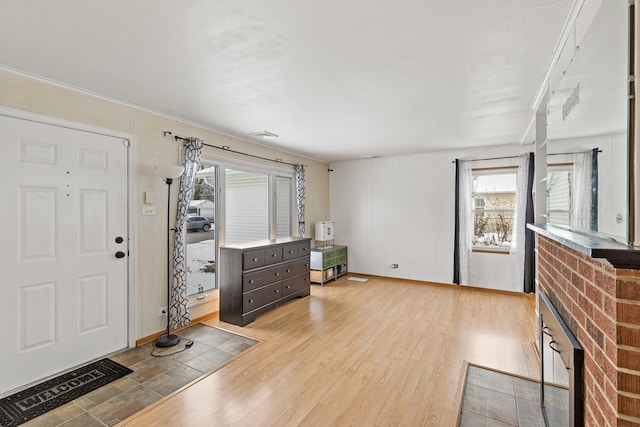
[286, 269, 291, 273]
[286, 285, 291, 289]
[253, 257, 258, 262]
[288, 250, 294, 254]
[272, 254, 277, 257]
[305, 264, 309, 267]
[276, 272, 280, 276]
[302, 247, 307, 252]
[249, 299, 254, 304]
[305, 278, 309, 282]
[275, 289, 279, 293]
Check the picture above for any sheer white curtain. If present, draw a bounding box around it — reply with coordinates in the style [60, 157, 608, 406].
[572, 151, 592, 230]
[458, 160, 473, 285]
[509, 154, 531, 292]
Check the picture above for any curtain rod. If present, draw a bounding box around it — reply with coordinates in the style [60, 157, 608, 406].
[163, 131, 303, 167]
[451, 154, 530, 164]
[451, 148, 601, 164]
[548, 149, 602, 156]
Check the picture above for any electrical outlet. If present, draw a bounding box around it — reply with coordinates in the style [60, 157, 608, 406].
[142, 206, 156, 216]
[391, 263, 399, 269]
[159, 307, 167, 316]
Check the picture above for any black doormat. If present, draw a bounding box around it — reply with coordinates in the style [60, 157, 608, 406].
[0, 358, 133, 426]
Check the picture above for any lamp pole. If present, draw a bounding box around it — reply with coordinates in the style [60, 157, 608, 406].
[155, 177, 180, 348]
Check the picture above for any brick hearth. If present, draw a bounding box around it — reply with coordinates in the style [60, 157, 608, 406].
[537, 235, 640, 426]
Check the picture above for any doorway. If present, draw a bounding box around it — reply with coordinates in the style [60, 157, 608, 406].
[0, 113, 130, 395]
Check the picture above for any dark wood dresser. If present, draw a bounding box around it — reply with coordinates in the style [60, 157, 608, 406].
[219, 237, 311, 326]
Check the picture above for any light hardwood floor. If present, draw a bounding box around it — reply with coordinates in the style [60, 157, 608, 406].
[119, 276, 539, 427]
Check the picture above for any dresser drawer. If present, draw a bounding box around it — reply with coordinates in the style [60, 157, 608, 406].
[336, 247, 347, 257]
[298, 241, 311, 257]
[283, 243, 299, 260]
[335, 254, 347, 265]
[243, 282, 283, 313]
[243, 250, 265, 270]
[264, 247, 283, 265]
[282, 274, 310, 297]
[282, 257, 310, 279]
[243, 265, 283, 292]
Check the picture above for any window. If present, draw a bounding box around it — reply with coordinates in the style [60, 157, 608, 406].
[187, 164, 217, 296]
[547, 167, 572, 227]
[225, 169, 270, 244]
[224, 168, 295, 245]
[471, 170, 516, 251]
[186, 163, 295, 296]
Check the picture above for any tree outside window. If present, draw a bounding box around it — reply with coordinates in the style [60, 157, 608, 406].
[471, 172, 516, 251]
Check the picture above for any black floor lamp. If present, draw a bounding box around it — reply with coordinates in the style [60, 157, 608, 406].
[154, 164, 185, 348]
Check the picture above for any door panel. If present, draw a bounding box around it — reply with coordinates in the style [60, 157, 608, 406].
[78, 274, 108, 334]
[19, 282, 57, 351]
[79, 190, 108, 253]
[20, 186, 58, 260]
[0, 115, 129, 395]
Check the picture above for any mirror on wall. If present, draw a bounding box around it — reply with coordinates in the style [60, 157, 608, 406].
[545, 0, 629, 242]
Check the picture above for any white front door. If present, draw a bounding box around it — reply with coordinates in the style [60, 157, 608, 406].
[0, 115, 129, 395]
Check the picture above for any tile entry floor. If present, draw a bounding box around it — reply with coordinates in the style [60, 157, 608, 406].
[459, 365, 568, 427]
[21, 324, 258, 427]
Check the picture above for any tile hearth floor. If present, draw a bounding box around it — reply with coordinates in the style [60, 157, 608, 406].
[22, 324, 258, 427]
[459, 365, 567, 427]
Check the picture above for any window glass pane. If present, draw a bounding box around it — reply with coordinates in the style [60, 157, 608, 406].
[472, 172, 516, 250]
[473, 211, 515, 248]
[225, 169, 269, 244]
[187, 164, 216, 296]
[547, 170, 572, 227]
[276, 176, 292, 238]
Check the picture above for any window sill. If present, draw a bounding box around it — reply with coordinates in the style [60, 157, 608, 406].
[189, 289, 219, 308]
[472, 248, 510, 255]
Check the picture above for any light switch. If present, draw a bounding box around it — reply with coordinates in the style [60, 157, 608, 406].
[144, 191, 154, 204]
[142, 206, 156, 216]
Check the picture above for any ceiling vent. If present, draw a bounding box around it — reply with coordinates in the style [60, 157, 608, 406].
[249, 130, 279, 139]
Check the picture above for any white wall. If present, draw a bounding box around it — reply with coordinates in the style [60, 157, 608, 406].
[330, 153, 453, 283]
[468, 252, 514, 291]
[330, 144, 532, 289]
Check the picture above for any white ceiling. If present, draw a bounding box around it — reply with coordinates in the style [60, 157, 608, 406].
[0, 0, 573, 162]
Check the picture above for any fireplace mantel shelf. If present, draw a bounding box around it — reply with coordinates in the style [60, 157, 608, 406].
[527, 223, 640, 269]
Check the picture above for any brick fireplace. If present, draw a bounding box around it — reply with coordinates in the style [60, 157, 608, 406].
[535, 231, 640, 426]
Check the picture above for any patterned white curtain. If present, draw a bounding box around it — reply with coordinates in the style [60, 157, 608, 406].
[509, 154, 531, 292]
[458, 160, 473, 285]
[572, 151, 592, 231]
[171, 138, 203, 328]
[295, 164, 306, 237]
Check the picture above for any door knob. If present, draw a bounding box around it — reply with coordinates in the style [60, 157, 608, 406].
[115, 236, 124, 244]
[115, 251, 126, 259]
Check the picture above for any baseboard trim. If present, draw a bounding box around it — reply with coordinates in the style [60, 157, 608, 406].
[135, 311, 219, 347]
[345, 272, 535, 298]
